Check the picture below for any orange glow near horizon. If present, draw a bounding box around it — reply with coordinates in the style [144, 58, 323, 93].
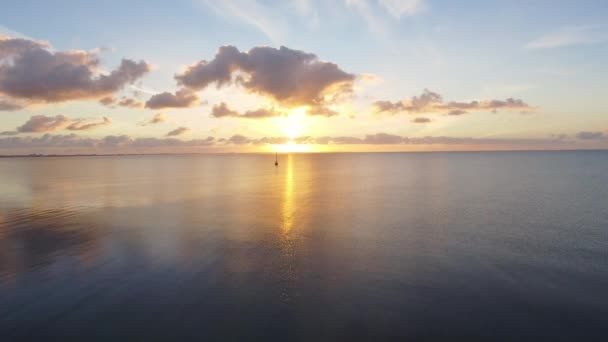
[273, 141, 313, 153]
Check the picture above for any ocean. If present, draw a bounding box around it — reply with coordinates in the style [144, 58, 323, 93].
[1, 151, 607, 340]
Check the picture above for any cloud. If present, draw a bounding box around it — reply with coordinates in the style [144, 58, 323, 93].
[139, 113, 166, 126]
[377, 0, 426, 17]
[175, 45, 355, 108]
[0, 130, 18, 136]
[412, 117, 431, 123]
[0, 98, 24, 111]
[211, 102, 284, 119]
[16, 115, 72, 133]
[0, 36, 150, 104]
[526, 25, 607, 49]
[292, 0, 320, 29]
[576, 131, 606, 140]
[99, 96, 144, 109]
[203, 0, 288, 43]
[374, 89, 533, 115]
[118, 97, 143, 108]
[145, 88, 199, 109]
[227, 134, 252, 145]
[448, 109, 467, 116]
[99, 96, 115, 106]
[306, 105, 339, 117]
[303, 134, 574, 147]
[166, 126, 190, 136]
[0, 134, 216, 152]
[305, 133, 403, 145]
[344, 0, 389, 37]
[363, 132, 403, 144]
[2, 114, 111, 134]
[66, 117, 111, 131]
[0, 131, 600, 155]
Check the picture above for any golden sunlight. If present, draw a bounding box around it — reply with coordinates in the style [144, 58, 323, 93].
[271, 106, 314, 152]
[280, 107, 307, 139]
[273, 141, 312, 153]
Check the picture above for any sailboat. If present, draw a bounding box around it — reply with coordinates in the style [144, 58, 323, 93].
[275, 152, 278, 167]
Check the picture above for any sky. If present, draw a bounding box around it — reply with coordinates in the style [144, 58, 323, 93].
[0, 0, 607, 154]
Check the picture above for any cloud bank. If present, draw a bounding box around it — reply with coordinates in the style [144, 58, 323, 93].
[2, 131, 603, 155]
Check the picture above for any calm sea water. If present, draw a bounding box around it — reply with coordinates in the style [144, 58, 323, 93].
[1, 152, 607, 340]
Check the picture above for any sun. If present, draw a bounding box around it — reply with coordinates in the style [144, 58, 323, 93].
[271, 107, 313, 152]
[280, 107, 307, 139]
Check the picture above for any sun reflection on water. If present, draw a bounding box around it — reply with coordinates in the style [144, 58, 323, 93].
[281, 154, 295, 233]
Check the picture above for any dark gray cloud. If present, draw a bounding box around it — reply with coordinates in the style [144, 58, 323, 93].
[166, 126, 190, 136]
[412, 117, 431, 123]
[175, 45, 355, 107]
[211, 102, 284, 119]
[145, 88, 199, 109]
[0, 36, 150, 104]
[576, 131, 606, 140]
[374, 89, 533, 115]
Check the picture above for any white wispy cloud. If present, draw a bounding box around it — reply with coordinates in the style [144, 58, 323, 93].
[343, 0, 426, 39]
[526, 25, 607, 49]
[202, 0, 288, 44]
[292, 0, 320, 29]
[377, 0, 426, 18]
[344, 0, 389, 37]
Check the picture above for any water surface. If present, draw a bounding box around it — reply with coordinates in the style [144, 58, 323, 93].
[1, 152, 607, 340]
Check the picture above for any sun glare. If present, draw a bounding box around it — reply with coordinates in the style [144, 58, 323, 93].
[271, 106, 313, 152]
[273, 141, 312, 153]
[280, 107, 307, 139]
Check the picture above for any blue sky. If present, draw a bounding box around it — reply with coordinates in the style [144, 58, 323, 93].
[0, 0, 607, 153]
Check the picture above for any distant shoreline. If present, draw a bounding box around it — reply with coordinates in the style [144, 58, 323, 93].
[1, 149, 607, 158]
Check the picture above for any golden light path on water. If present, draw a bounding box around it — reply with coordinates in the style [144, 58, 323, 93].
[281, 154, 295, 233]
